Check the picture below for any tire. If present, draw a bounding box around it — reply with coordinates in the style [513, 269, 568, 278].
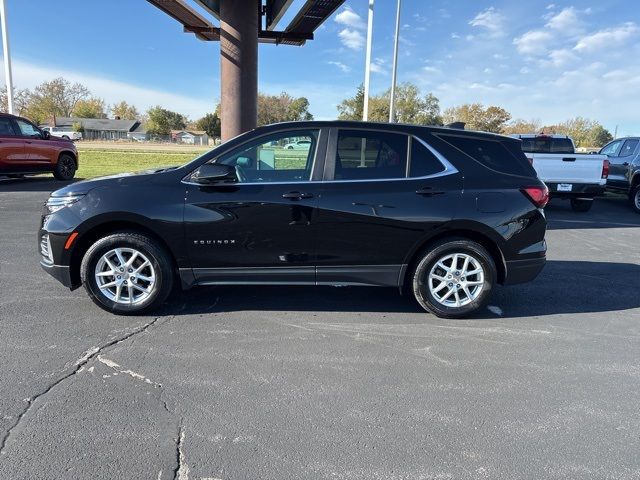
[80, 232, 174, 315]
[53, 154, 76, 181]
[62, 135, 70, 140]
[630, 185, 640, 214]
[412, 238, 496, 319]
[287, 146, 293, 149]
[570, 198, 593, 212]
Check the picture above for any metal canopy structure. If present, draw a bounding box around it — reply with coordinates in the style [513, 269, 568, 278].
[148, 0, 343, 46]
[147, 0, 344, 140]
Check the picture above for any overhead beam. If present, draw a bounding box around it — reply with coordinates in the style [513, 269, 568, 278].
[284, 0, 344, 36]
[146, 0, 216, 40]
[193, 0, 220, 19]
[266, 0, 294, 31]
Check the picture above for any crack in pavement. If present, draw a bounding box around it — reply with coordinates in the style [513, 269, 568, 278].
[0, 315, 170, 455]
[173, 425, 190, 480]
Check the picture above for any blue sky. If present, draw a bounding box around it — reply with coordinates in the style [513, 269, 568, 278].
[1, 0, 639, 135]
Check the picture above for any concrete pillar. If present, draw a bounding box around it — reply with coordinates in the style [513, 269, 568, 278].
[220, 0, 259, 141]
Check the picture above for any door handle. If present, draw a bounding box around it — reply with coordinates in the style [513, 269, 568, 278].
[416, 187, 445, 196]
[623, 162, 630, 166]
[562, 157, 576, 162]
[282, 191, 314, 200]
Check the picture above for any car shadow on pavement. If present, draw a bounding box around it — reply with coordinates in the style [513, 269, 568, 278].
[159, 260, 640, 319]
[0, 176, 80, 192]
[546, 195, 640, 230]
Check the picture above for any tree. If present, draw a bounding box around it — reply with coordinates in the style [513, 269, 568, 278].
[502, 118, 541, 135]
[25, 78, 90, 123]
[145, 106, 187, 135]
[337, 83, 443, 125]
[552, 117, 613, 148]
[0, 86, 31, 117]
[590, 125, 613, 148]
[194, 112, 221, 138]
[257, 92, 313, 126]
[442, 103, 512, 133]
[72, 97, 106, 118]
[111, 101, 140, 120]
[337, 84, 365, 121]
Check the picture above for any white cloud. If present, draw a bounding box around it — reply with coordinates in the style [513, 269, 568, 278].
[370, 58, 387, 75]
[423, 66, 441, 75]
[335, 7, 365, 30]
[513, 30, 554, 55]
[469, 7, 505, 37]
[545, 7, 583, 34]
[0, 59, 213, 119]
[574, 22, 639, 52]
[545, 48, 579, 67]
[327, 61, 351, 73]
[338, 28, 365, 50]
[451, 32, 460, 39]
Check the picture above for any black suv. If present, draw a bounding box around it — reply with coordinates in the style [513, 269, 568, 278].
[39, 121, 548, 318]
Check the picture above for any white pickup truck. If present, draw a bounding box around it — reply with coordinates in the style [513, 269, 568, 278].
[511, 134, 609, 212]
[41, 126, 83, 141]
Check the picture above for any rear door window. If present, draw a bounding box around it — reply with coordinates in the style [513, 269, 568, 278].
[439, 134, 534, 176]
[619, 139, 639, 157]
[335, 130, 408, 180]
[0, 117, 17, 136]
[410, 137, 445, 177]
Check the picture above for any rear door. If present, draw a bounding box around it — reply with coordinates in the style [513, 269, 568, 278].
[610, 139, 639, 189]
[599, 140, 625, 188]
[314, 128, 462, 287]
[183, 127, 327, 284]
[0, 117, 27, 173]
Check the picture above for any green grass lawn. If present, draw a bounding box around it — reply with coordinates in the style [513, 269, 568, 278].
[77, 150, 200, 178]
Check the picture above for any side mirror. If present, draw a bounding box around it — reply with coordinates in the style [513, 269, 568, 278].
[42, 130, 51, 140]
[191, 163, 237, 185]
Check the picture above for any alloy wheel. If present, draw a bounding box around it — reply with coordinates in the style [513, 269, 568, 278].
[94, 248, 156, 305]
[427, 252, 485, 308]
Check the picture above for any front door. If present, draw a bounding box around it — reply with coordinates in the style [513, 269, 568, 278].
[314, 128, 462, 287]
[600, 139, 625, 189]
[0, 117, 26, 173]
[184, 128, 326, 284]
[610, 139, 639, 189]
[15, 118, 55, 166]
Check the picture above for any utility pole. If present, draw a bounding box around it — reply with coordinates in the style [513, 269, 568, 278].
[389, 0, 401, 123]
[362, 0, 374, 121]
[0, 0, 14, 114]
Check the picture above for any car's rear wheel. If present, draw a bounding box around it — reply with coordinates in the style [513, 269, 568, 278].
[80, 232, 174, 315]
[53, 154, 76, 181]
[570, 198, 593, 212]
[630, 185, 640, 214]
[412, 238, 496, 319]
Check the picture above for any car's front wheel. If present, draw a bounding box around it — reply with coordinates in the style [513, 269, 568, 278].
[80, 232, 174, 315]
[412, 238, 496, 319]
[53, 154, 77, 181]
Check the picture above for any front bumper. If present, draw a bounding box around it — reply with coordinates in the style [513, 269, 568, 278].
[40, 260, 74, 288]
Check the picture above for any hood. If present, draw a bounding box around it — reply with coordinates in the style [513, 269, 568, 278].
[50, 166, 180, 197]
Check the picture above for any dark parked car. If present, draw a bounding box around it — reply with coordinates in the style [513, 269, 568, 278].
[600, 137, 640, 213]
[39, 121, 548, 318]
[0, 113, 78, 180]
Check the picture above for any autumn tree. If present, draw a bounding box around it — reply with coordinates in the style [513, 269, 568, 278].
[502, 118, 541, 135]
[337, 83, 442, 126]
[23, 78, 90, 123]
[111, 101, 140, 120]
[145, 106, 187, 135]
[194, 112, 221, 138]
[549, 117, 613, 148]
[257, 92, 313, 126]
[72, 97, 106, 118]
[0, 86, 31, 117]
[442, 103, 512, 133]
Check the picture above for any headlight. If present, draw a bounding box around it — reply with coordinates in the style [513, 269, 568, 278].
[46, 194, 85, 213]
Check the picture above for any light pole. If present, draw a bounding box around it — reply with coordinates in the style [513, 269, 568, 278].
[362, 0, 374, 121]
[389, 0, 401, 123]
[0, 0, 14, 114]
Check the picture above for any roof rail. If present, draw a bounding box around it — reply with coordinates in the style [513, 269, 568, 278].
[446, 122, 466, 130]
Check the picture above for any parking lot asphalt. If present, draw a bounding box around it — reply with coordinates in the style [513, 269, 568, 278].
[1, 176, 640, 480]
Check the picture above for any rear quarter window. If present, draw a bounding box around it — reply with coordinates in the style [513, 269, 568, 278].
[438, 134, 535, 177]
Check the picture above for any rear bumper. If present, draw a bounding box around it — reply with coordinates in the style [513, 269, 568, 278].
[546, 182, 605, 199]
[40, 261, 73, 288]
[503, 257, 546, 285]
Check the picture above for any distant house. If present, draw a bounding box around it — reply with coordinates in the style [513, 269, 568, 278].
[127, 124, 148, 142]
[46, 116, 141, 141]
[171, 130, 209, 145]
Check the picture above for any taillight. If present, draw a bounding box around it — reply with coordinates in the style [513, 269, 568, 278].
[527, 156, 534, 165]
[522, 185, 549, 208]
[601, 159, 610, 179]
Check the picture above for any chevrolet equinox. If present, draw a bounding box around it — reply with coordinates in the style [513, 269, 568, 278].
[39, 121, 548, 318]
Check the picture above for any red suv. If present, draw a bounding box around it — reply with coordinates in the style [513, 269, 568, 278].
[0, 113, 78, 180]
